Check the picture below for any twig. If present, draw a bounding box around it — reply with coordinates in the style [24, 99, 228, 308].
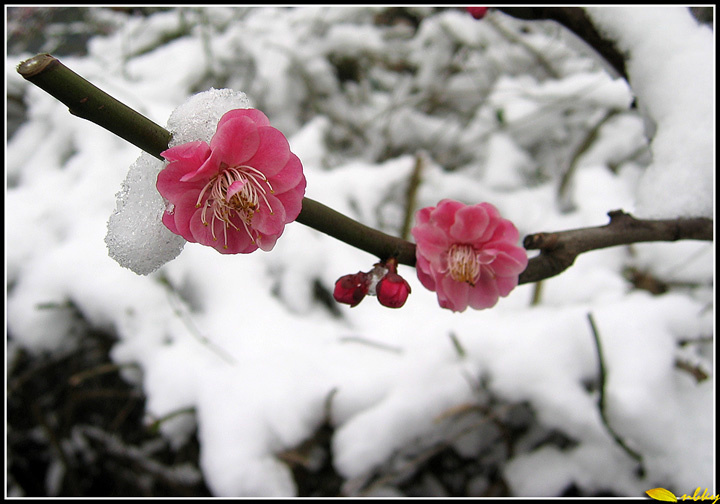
[338, 336, 403, 354]
[146, 406, 197, 434]
[31, 402, 82, 495]
[298, 198, 417, 264]
[484, 12, 560, 79]
[530, 280, 544, 306]
[496, 7, 627, 80]
[160, 277, 238, 365]
[557, 109, 619, 212]
[520, 210, 713, 285]
[399, 152, 425, 241]
[674, 358, 709, 383]
[17, 53, 171, 160]
[68, 362, 138, 386]
[447, 331, 466, 358]
[348, 401, 515, 497]
[586, 313, 645, 470]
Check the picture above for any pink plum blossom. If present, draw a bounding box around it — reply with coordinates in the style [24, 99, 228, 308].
[411, 199, 528, 312]
[157, 109, 306, 254]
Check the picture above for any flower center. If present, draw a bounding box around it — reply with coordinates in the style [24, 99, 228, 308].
[447, 244, 482, 286]
[196, 164, 274, 247]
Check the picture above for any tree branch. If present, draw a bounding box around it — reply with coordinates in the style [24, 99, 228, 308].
[17, 53, 171, 160]
[519, 210, 713, 284]
[295, 198, 416, 265]
[16, 53, 415, 265]
[17, 54, 713, 286]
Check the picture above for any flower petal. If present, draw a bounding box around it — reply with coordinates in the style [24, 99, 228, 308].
[256, 232, 279, 252]
[226, 180, 247, 202]
[486, 244, 528, 277]
[161, 140, 210, 163]
[487, 218, 520, 244]
[223, 225, 259, 254]
[245, 126, 291, 178]
[162, 210, 181, 236]
[415, 254, 437, 292]
[495, 275, 520, 297]
[167, 191, 204, 242]
[449, 204, 490, 243]
[268, 154, 304, 195]
[412, 224, 449, 262]
[414, 206, 433, 226]
[252, 194, 287, 236]
[210, 115, 261, 166]
[189, 208, 256, 254]
[217, 108, 271, 130]
[467, 268, 500, 310]
[438, 275, 471, 312]
[158, 141, 213, 192]
[431, 199, 465, 230]
[157, 165, 206, 202]
[273, 184, 305, 223]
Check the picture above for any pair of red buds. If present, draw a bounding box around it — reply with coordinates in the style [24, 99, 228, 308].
[333, 258, 411, 309]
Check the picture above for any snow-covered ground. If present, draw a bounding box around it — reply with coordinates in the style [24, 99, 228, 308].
[6, 6, 714, 497]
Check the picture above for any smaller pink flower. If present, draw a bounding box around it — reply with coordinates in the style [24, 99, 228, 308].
[411, 199, 528, 312]
[466, 7, 489, 19]
[334, 272, 370, 307]
[376, 272, 412, 309]
[157, 109, 306, 254]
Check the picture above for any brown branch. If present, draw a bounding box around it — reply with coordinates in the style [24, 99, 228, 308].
[298, 198, 417, 265]
[519, 210, 713, 284]
[17, 53, 171, 160]
[17, 55, 713, 287]
[16, 53, 416, 265]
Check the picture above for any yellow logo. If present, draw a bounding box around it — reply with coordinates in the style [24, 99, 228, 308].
[646, 487, 719, 504]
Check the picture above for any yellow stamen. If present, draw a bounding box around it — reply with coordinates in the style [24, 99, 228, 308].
[196, 164, 273, 246]
[447, 244, 481, 286]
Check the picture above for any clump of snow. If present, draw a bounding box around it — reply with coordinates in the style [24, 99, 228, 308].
[586, 7, 714, 218]
[104, 88, 252, 275]
[105, 152, 185, 275]
[166, 88, 253, 146]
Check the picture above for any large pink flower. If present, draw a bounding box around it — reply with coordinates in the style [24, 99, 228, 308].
[157, 109, 306, 254]
[411, 199, 528, 312]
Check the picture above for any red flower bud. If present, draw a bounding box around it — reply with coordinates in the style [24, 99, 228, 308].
[466, 7, 489, 20]
[376, 272, 411, 309]
[333, 272, 370, 307]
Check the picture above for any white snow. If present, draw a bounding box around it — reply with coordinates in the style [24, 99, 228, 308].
[6, 6, 714, 498]
[165, 88, 253, 148]
[105, 152, 185, 275]
[586, 7, 715, 219]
